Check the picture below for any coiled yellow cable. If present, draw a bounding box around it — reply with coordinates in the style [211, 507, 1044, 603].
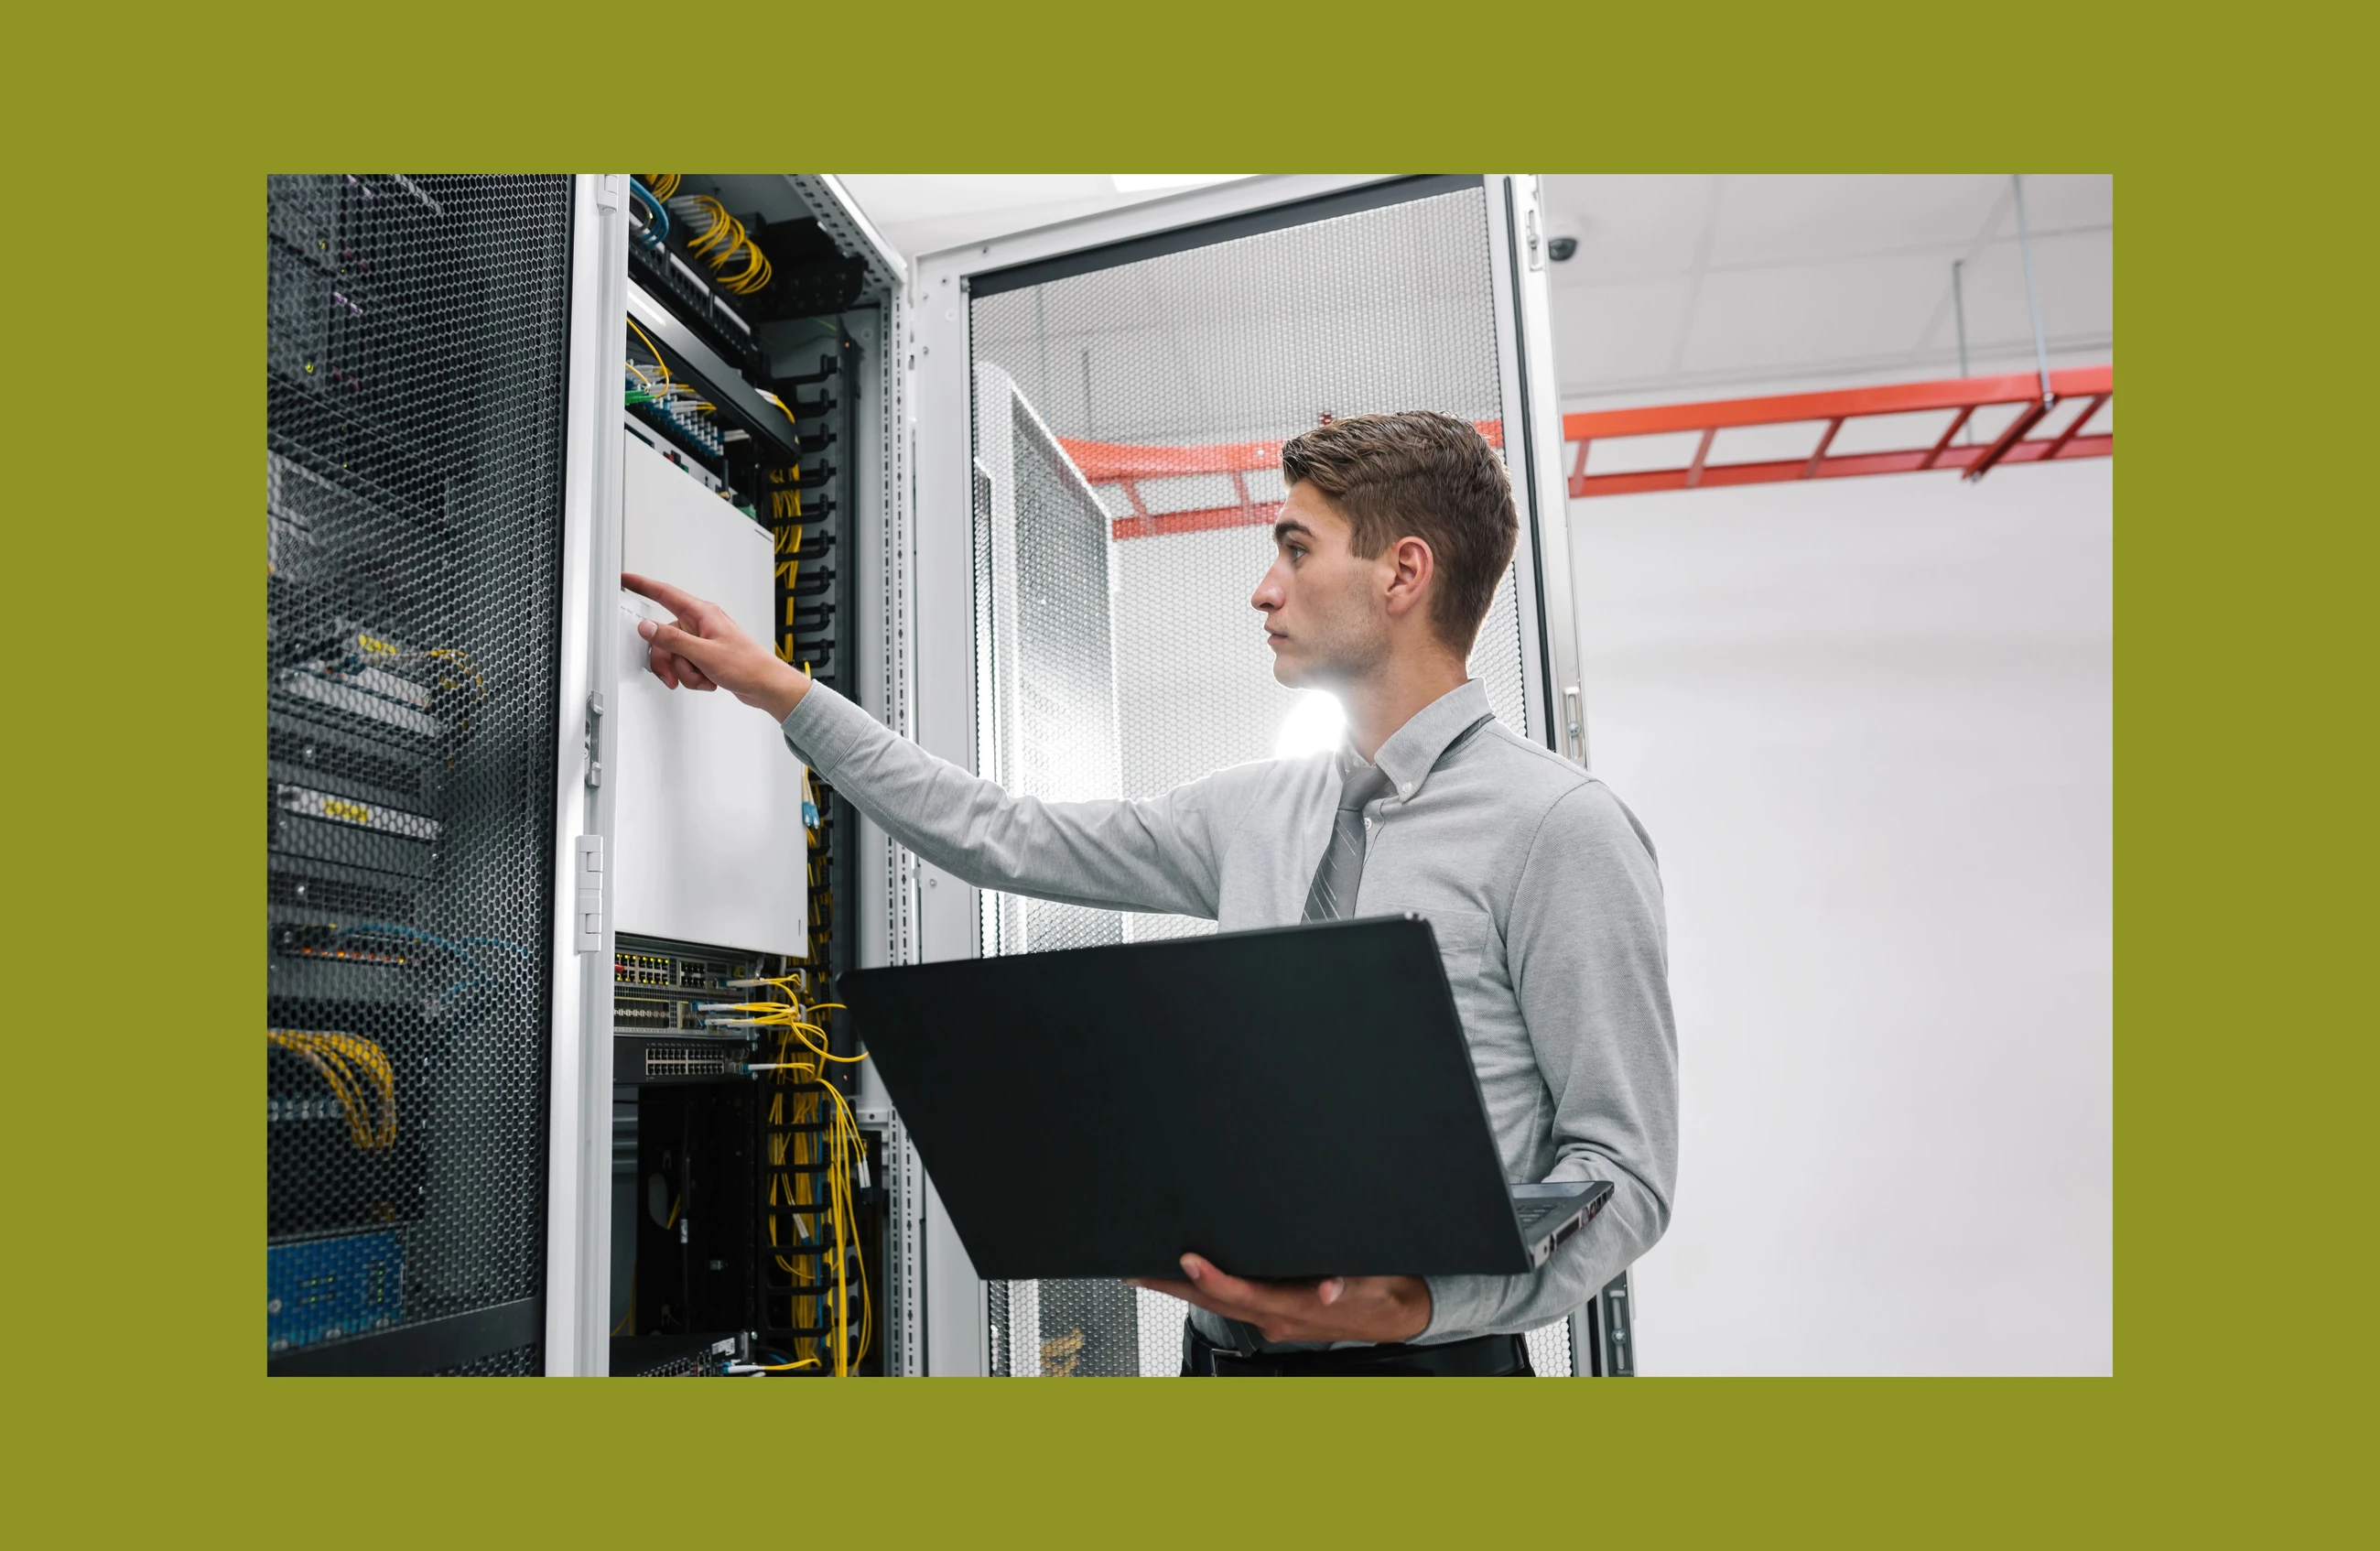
[268, 1029, 396, 1151]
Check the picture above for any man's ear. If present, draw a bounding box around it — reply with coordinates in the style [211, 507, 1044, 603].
[1382, 536, 1435, 620]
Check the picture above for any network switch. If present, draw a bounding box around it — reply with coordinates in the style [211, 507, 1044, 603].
[273, 784, 440, 841]
[273, 924, 416, 968]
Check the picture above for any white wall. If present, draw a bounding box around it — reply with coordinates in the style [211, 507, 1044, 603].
[1570, 459, 2112, 1375]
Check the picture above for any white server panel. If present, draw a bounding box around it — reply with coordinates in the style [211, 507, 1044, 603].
[612, 435, 809, 957]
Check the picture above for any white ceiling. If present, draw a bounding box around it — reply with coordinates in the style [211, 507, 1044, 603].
[836, 176, 1247, 263]
[1542, 174, 2112, 409]
[832, 174, 2114, 413]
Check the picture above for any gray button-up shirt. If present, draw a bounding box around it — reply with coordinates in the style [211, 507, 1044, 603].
[782, 678, 1677, 1348]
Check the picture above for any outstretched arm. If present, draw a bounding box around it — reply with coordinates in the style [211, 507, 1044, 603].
[620, 572, 1244, 919]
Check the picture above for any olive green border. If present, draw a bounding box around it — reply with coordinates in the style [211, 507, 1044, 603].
[12, 2, 2360, 1538]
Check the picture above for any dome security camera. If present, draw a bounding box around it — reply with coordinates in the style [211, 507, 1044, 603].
[1547, 235, 1578, 262]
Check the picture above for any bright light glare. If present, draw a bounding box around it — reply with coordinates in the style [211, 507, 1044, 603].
[1110, 174, 1245, 192]
[1273, 692, 1347, 759]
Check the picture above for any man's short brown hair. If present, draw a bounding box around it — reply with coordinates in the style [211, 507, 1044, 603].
[1279, 410, 1520, 652]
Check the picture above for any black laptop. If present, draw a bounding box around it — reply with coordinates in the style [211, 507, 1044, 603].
[836, 916, 1610, 1281]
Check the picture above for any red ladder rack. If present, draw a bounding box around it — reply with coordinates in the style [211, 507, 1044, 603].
[1058, 366, 2111, 540]
[1563, 365, 2112, 498]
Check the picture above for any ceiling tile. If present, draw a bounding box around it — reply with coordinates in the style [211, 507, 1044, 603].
[1553, 274, 1698, 392]
[1941, 228, 2114, 356]
[1679, 255, 1958, 377]
[1704, 174, 2007, 267]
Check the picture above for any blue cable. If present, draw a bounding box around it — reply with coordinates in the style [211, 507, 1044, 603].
[322, 922, 526, 1008]
[629, 179, 668, 244]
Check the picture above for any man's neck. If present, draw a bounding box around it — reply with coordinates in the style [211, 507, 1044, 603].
[1339, 654, 1472, 763]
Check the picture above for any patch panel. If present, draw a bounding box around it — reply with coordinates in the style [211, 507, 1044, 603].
[626, 373, 726, 464]
[274, 629, 447, 739]
[268, 1096, 348, 1123]
[273, 924, 415, 968]
[611, 1031, 759, 1087]
[641, 1043, 739, 1079]
[615, 940, 757, 992]
[626, 212, 763, 374]
[613, 1333, 743, 1378]
[275, 782, 441, 841]
[616, 951, 674, 987]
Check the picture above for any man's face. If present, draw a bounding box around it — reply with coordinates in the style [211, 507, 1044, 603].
[1251, 482, 1390, 690]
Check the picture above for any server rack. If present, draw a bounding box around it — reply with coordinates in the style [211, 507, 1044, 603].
[268, 173, 1618, 1378]
[546, 173, 916, 1378]
[265, 174, 588, 1375]
[266, 173, 917, 1378]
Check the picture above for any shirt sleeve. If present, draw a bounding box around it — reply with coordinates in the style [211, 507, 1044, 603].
[781, 680, 1250, 919]
[1417, 780, 1680, 1344]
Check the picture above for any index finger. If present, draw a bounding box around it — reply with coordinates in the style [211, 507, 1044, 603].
[622, 571, 708, 622]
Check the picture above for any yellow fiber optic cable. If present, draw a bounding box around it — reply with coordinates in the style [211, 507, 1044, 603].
[268, 1029, 396, 1151]
[625, 316, 674, 383]
[758, 389, 801, 429]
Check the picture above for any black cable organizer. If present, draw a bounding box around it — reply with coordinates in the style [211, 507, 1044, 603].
[754, 1091, 864, 1366]
[750, 334, 871, 1371]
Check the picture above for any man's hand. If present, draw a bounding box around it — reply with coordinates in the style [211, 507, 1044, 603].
[622, 572, 810, 721]
[1126, 1254, 1433, 1345]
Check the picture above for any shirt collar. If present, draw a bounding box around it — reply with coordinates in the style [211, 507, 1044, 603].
[1339, 679, 1494, 799]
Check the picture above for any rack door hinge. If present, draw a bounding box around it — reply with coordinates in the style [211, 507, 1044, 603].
[585, 689, 605, 788]
[573, 835, 606, 952]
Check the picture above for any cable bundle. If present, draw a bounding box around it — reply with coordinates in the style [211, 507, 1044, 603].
[668, 194, 774, 297]
[268, 1029, 396, 1151]
[708, 977, 871, 1374]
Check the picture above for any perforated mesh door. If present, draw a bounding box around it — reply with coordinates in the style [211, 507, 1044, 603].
[968, 180, 1530, 1375]
[265, 174, 572, 1372]
[1525, 1320, 1574, 1377]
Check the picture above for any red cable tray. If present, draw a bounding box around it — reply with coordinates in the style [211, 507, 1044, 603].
[1562, 365, 2112, 498]
[1058, 366, 2111, 541]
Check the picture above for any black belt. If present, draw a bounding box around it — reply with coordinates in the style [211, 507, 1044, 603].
[1183, 1320, 1534, 1377]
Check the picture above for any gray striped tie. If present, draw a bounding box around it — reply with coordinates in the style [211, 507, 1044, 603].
[1303, 764, 1395, 922]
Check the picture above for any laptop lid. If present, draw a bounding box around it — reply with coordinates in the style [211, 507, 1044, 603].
[838, 916, 1533, 1280]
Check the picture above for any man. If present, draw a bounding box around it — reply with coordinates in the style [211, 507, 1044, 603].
[624, 410, 1676, 1377]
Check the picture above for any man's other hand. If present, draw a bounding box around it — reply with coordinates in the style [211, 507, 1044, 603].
[622, 572, 810, 721]
[1126, 1254, 1433, 1345]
